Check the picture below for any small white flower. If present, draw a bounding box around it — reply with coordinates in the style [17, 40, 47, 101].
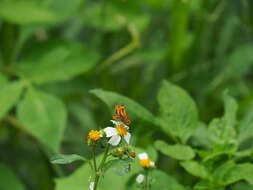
[138, 152, 155, 168]
[103, 120, 131, 146]
[138, 152, 148, 160]
[89, 182, 94, 190]
[110, 120, 129, 129]
[136, 174, 145, 184]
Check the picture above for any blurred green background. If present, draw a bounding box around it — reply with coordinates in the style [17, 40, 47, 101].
[0, 0, 253, 189]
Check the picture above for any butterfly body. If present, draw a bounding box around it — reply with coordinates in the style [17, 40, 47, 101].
[113, 104, 131, 125]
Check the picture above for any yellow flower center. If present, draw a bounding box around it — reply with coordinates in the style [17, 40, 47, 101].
[116, 124, 127, 136]
[88, 130, 101, 141]
[140, 159, 152, 168]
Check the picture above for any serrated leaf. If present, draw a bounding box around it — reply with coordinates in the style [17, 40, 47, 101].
[17, 87, 67, 152]
[103, 158, 133, 176]
[223, 163, 253, 185]
[51, 154, 86, 164]
[239, 100, 253, 141]
[55, 148, 146, 190]
[54, 148, 156, 190]
[90, 89, 155, 123]
[208, 91, 237, 145]
[223, 90, 237, 130]
[0, 81, 24, 119]
[157, 81, 198, 143]
[155, 140, 195, 160]
[0, 163, 25, 190]
[180, 161, 209, 179]
[17, 42, 99, 84]
[212, 161, 236, 185]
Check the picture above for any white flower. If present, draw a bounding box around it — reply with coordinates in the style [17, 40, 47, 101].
[138, 152, 148, 160]
[138, 152, 155, 168]
[136, 174, 145, 184]
[104, 120, 131, 146]
[110, 120, 129, 129]
[89, 182, 94, 190]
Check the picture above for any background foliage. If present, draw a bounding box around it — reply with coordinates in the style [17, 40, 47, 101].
[0, 0, 253, 189]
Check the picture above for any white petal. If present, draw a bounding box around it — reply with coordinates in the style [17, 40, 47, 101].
[89, 182, 94, 190]
[104, 127, 117, 137]
[124, 132, 131, 144]
[123, 124, 129, 130]
[136, 174, 145, 184]
[138, 152, 148, 160]
[108, 135, 121, 146]
[110, 120, 123, 125]
[150, 161, 155, 167]
[110, 120, 129, 129]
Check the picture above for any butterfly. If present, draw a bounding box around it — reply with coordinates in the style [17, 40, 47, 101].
[112, 104, 131, 125]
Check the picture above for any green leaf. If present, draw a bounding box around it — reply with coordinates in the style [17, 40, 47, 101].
[0, 0, 83, 24]
[0, 74, 8, 84]
[194, 180, 224, 190]
[180, 161, 209, 179]
[212, 161, 236, 185]
[208, 91, 237, 145]
[191, 122, 211, 148]
[232, 182, 253, 190]
[103, 158, 133, 176]
[0, 0, 57, 24]
[55, 147, 151, 190]
[234, 149, 253, 158]
[223, 163, 253, 185]
[46, 0, 83, 21]
[223, 90, 238, 130]
[0, 163, 25, 190]
[17, 87, 67, 152]
[239, 100, 253, 141]
[90, 89, 155, 123]
[150, 170, 186, 190]
[201, 144, 238, 162]
[51, 154, 86, 164]
[84, 2, 149, 31]
[17, 42, 99, 84]
[226, 45, 253, 78]
[155, 140, 195, 160]
[194, 180, 211, 190]
[0, 81, 24, 119]
[55, 150, 136, 190]
[156, 81, 198, 143]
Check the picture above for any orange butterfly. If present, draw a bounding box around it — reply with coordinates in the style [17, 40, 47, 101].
[112, 104, 131, 125]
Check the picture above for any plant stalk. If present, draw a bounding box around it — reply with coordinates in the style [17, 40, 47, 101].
[93, 144, 110, 190]
[144, 169, 149, 190]
[1, 21, 18, 66]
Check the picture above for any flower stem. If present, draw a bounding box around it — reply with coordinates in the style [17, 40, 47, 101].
[92, 146, 98, 172]
[144, 169, 149, 190]
[93, 144, 110, 190]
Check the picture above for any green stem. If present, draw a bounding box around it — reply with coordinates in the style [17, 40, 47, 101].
[93, 144, 110, 190]
[92, 146, 98, 172]
[144, 169, 149, 190]
[96, 24, 140, 73]
[1, 21, 18, 66]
